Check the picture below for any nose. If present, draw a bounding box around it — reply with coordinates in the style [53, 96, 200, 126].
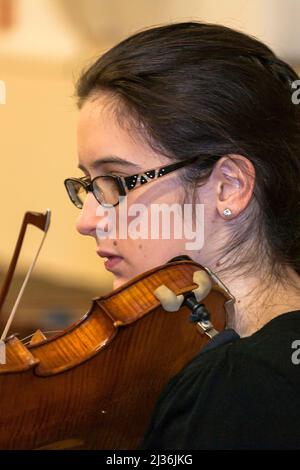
[75, 193, 100, 237]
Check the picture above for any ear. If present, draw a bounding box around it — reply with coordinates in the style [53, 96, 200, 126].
[213, 155, 256, 219]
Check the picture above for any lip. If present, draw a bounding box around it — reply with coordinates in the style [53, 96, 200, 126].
[96, 250, 123, 272]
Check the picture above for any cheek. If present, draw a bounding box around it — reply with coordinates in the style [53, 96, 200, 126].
[124, 238, 187, 269]
[112, 183, 188, 275]
[119, 194, 186, 239]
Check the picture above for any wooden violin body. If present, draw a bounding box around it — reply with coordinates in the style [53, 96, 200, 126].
[0, 259, 233, 450]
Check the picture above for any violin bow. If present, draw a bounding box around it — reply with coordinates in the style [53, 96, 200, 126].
[0, 210, 51, 340]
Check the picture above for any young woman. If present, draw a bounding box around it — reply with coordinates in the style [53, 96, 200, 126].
[64, 21, 300, 449]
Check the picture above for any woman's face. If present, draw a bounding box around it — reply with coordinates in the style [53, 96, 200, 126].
[76, 94, 202, 289]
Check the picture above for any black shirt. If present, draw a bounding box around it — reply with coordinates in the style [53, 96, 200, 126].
[141, 310, 300, 450]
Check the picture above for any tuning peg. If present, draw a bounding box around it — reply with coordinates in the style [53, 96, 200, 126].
[192, 270, 212, 302]
[153, 285, 184, 312]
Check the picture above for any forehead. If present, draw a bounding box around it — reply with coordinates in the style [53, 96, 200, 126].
[78, 94, 125, 141]
[77, 94, 158, 169]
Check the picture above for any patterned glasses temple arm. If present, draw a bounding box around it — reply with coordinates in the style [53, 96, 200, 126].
[121, 158, 198, 192]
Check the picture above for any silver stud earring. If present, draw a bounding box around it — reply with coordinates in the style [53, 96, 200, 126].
[223, 208, 232, 217]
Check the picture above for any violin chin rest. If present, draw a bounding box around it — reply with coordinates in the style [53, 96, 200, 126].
[167, 255, 193, 263]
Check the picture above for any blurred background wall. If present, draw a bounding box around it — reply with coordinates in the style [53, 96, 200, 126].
[0, 0, 299, 334]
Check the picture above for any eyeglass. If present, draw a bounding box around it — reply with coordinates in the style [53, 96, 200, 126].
[64, 157, 198, 209]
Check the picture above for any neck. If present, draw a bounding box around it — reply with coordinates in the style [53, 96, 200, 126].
[215, 265, 300, 337]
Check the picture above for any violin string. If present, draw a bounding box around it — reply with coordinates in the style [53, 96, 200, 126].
[1, 230, 49, 341]
[21, 333, 35, 343]
[41, 330, 63, 335]
[21, 330, 63, 345]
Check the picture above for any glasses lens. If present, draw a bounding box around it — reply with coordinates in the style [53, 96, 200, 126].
[65, 179, 86, 209]
[93, 176, 120, 207]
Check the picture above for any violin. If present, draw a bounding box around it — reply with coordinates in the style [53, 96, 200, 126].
[0, 211, 234, 450]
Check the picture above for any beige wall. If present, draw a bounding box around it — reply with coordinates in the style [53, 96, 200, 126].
[0, 57, 113, 292]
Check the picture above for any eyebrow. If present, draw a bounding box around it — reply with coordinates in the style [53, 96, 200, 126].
[78, 155, 142, 172]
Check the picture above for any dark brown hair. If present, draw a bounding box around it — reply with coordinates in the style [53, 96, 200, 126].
[76, 21, 300, 280]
